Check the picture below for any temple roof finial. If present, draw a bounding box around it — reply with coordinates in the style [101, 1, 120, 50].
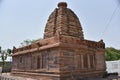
[58, 2, 67, 8]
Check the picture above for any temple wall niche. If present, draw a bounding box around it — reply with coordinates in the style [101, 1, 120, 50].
[60, 49, 75, 71]
[24, 54, 32, 70]
[12, 56, 19, 69]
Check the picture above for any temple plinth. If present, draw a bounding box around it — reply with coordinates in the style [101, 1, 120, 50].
[12, 2, 106, 80]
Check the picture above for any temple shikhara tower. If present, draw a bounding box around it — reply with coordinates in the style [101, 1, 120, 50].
[12, 2, 106, 80]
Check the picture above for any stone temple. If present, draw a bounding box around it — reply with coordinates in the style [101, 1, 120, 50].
[12, 2, 106, 80]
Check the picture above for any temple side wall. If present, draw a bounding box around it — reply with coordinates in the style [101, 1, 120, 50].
[12, 48, 61, 73]
[12, 47, 106, 80]
[59, 48, 106, 78]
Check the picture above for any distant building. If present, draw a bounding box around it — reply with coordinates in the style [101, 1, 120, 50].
[106, 60, 120, 73]
[11, 2, 106, 80]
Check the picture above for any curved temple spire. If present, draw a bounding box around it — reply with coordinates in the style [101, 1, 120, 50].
[44, 2, 84, 39]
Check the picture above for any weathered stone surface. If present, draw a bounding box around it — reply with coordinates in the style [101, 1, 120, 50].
[11, 2, 106, 80]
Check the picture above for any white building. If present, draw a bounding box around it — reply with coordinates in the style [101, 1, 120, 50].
[106, 60, 120, 73]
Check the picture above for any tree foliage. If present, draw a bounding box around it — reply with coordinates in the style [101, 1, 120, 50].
[0, 46, 12, 72]
[20, 38, 42, 47]
[105, 47, 120, 61]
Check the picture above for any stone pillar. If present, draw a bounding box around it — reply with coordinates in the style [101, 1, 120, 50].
[88, 54, 91, 69]
[81, 55, 84, 69]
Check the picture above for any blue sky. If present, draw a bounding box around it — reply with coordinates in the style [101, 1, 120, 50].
[0, 0, 120, 50]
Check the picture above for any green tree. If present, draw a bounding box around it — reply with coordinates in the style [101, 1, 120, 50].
[0, 46, 11, 72]
[105, 47, 120, 61]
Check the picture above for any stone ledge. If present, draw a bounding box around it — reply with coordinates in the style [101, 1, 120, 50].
[11, 72, 60, 77]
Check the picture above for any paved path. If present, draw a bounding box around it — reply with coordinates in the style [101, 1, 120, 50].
[0, 73, 37, 80]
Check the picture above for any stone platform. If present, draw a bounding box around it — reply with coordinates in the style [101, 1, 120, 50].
[0, 73, 120, 80]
